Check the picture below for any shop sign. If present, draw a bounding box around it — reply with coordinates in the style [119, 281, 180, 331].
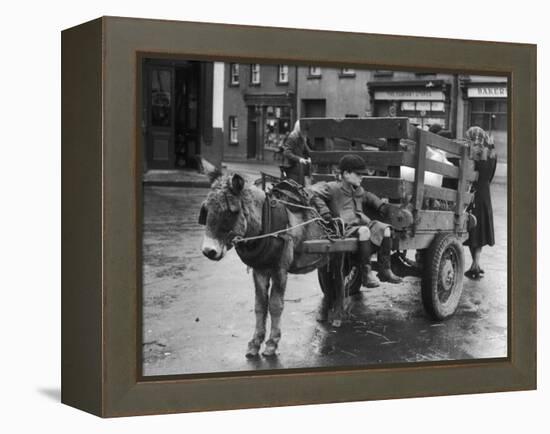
[467, 86, 507, 98]
[374, 90, 445, 101]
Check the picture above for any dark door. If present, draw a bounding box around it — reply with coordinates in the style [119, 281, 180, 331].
[247, 107, 257, 159]
[145, 65, 175, 170]
[302, 99, 326, 150]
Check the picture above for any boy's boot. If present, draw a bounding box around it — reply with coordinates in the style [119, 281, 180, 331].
[359, 240, 380, 288]
[378, 237, 403, 283]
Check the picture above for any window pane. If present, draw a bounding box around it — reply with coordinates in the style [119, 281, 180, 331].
[431, 102, 445, 112]
[416, 101, 431, 112]
[471, 113, 489, 130]
[230, 116, 238, 143]
[230, 64, 239, 84]
[250, 64, 260, 83]
[279, 65, 288, 82]
[485, 100, 497, 112]
[470, 100, 484, 112]
[498, 101, 507, 113]
[493, 113, 507, 130]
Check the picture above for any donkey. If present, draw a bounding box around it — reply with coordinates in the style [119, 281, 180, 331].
[199, 170, 335, 358]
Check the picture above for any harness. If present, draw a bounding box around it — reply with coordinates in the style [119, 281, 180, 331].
[233, 179, 343, 269]
[234, 194, 290, 270]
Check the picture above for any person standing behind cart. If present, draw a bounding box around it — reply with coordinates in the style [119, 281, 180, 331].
[281, 120, 312, 185]
[464, 126, 497, 280]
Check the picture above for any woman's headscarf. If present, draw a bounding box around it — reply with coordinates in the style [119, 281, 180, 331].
[465, 126, 490, 146]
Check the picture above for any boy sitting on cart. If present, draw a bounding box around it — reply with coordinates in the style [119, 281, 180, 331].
[309, 154, 402, 288]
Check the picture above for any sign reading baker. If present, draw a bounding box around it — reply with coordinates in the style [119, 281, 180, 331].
[467, 86, 507, 98]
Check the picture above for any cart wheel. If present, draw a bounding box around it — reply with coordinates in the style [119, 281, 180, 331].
[421, 233, 465, 320]
[318, 253, 362, 296]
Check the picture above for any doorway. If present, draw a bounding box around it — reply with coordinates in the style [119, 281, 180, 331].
[247, 107, 258, 159]
[302, 99, 326, 150]
[143, 59, 202, 170]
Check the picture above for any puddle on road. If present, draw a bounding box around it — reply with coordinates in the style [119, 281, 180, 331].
[143, 340, 173, 365]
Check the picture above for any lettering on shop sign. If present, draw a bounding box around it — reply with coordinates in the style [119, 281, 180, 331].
[374, 90, 445, 101]
[467, 87, 507, 98]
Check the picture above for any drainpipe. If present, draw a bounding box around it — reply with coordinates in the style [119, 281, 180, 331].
[295, 65, 299, 122]
[451, 74, 458, 137]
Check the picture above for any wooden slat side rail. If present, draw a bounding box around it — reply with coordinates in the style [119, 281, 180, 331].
[425, 159, 459, 179]
[300, 117, 410, 141]
[311, 152, 471, 181]
[312, 174, 471, 204]
[416, 128, 462, 156]
[312, 173, 337, 183]
[415, 210, 456, 232]
[361, 176, 412, 201]
[310, 151, 414, 170]
[343, 137, 388, 148]
[300, 238, 358, 253]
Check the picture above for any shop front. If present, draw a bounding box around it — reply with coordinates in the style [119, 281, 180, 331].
[460, 81, 508, 159]
[368, 80, 451, 131]
[242, 93, 295, 160]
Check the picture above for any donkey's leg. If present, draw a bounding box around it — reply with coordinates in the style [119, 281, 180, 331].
[262, 269, 287, 357]
[246, 270, 270, 358]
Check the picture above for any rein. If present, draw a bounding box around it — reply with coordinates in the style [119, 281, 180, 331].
[232, 216, 325, 244]
[231, 198, 344, 245]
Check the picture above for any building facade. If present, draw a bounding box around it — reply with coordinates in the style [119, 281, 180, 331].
[297, 66, 374, 118]
[367, 71, 508, 159]
[223, 63, 297, 161]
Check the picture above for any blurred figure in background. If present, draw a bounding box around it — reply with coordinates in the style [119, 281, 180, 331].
[281, 120, 312, 185]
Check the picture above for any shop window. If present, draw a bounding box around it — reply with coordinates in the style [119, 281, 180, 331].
[250, 64, 261, 85]
[395, 100, 447, 130]
[470, 99, 507, 133]
[278, 65, 289, 84]
[264, 106, 291, 150]
[229, 116, 239, 144]
[229, 63, 239, 86]
[308, 66, 322, 78]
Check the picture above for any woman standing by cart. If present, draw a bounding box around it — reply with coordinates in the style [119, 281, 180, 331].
[464, 126, 497, 280]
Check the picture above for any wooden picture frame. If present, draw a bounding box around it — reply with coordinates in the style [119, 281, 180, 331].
[61, 16, 536, 417]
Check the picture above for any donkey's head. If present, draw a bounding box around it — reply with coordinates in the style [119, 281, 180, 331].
[199, 172, 248, 261]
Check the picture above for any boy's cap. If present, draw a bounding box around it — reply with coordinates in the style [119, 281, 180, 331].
[339, 154, 366, 172]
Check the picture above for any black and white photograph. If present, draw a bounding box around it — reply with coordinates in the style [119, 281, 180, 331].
[140, 60, 508, 377]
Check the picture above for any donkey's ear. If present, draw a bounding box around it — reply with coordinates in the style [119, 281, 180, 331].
[230, 173, 245, 194]
[201, 158, 222, 184]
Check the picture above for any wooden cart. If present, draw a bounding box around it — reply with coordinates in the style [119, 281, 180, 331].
[299, 117, 477, 320]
